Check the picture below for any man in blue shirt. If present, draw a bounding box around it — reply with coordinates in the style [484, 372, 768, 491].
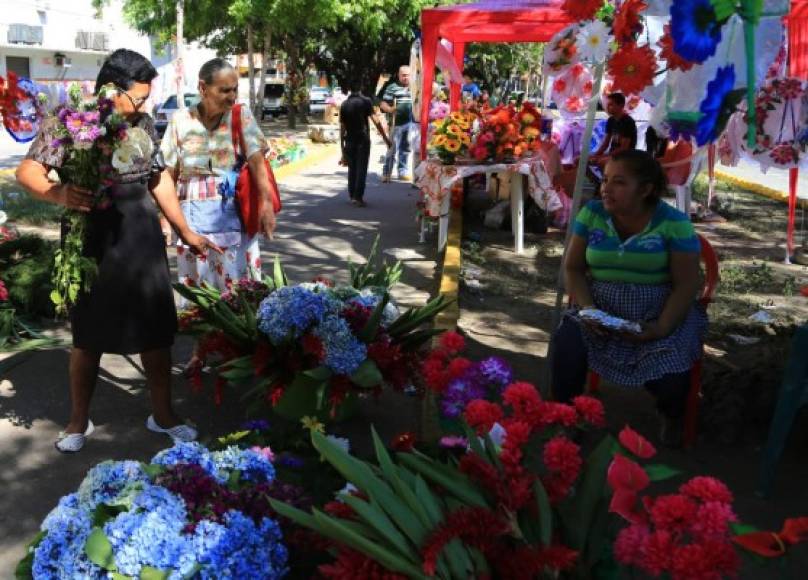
[461, 74, 481, 101]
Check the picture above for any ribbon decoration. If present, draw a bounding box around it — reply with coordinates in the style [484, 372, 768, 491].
[733, 517, 808, 557]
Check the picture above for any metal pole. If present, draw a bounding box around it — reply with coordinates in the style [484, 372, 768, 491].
[541, 62, 604, 398]
[176, 0, 185, 109]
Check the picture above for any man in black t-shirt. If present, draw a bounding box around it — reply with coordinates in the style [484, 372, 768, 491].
[590, 92, 637, 167]
[340, 82, 387, 206]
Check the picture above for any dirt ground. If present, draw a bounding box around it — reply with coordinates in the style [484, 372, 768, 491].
[455, 177, 808, 578]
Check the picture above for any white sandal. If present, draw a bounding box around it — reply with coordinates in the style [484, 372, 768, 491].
[55, 420, 95, 453]
[146, 415, 198, 442]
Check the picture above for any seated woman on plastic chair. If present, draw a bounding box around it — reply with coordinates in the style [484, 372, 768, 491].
[551, 150, 707, 445]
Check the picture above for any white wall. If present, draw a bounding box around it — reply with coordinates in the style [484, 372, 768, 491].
[0, 0, 151, 83]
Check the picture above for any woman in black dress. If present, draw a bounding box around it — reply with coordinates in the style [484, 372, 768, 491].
[16, 49, 221, 452]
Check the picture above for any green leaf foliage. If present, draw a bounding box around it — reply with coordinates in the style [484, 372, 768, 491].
[84, 528, 117, 571]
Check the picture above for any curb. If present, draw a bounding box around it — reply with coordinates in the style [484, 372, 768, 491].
[434, 204, 463, 331]
[273, 144, 339, 182]
[421, 204, 463, 442]
[714, 170, 808, 210]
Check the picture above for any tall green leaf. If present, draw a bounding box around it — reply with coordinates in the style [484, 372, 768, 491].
[84, 528, 117, 571]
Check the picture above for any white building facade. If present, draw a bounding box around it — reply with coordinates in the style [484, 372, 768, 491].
[0, 0, 151, 88]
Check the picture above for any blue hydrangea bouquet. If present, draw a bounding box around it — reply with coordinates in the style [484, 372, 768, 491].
[15, 442, 288, 579]
[176, 242, 450, 421]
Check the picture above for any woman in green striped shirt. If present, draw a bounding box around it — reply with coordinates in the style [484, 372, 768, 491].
[551, 150, 707, 446]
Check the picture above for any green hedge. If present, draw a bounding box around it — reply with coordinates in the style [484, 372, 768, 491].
[0, 235, 56, 318]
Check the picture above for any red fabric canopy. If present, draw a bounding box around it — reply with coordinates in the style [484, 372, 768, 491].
[785, 0, 808, 256]
[419, 0, 574, 157]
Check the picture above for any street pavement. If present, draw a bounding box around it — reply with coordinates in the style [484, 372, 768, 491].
[717, 158, 808, 199]
[0, 136, 436, 573]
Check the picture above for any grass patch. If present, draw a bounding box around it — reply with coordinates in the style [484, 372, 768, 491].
[0, 234, 57, 318]
[0, 180, 63, 225]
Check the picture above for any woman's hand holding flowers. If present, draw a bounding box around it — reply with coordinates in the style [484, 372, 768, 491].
[50, 183, 94, 212]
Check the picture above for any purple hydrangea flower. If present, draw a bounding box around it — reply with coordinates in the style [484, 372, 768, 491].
[477, 357, 513, 389]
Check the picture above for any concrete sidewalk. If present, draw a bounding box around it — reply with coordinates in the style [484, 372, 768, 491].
[715, 158, 808, 203]
[0, 139, 439, 572]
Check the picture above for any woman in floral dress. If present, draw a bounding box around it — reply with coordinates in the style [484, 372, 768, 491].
[160, 58, 277, 370]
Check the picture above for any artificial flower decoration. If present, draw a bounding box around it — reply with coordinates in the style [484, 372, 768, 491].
[696, 65, 741, 146]
[669, 0, 725, 63]
[607, 42, 658, 95]
[613, 0, 647, 44]
[562, 0, 604, 22]
[545, 25, 580, 73]
[577, 19, 613, 63]
[658, 23, 696, 72]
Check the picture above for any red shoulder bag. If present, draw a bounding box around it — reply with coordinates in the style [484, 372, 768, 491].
[230, 103, 282, 237]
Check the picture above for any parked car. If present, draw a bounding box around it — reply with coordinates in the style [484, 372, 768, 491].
[154, 93, 200, 137]
[262, 83, 286, 119]
[308, 87, 331, 115]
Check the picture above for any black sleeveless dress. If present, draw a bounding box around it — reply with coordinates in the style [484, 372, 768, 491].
[26, 115, 177, 354]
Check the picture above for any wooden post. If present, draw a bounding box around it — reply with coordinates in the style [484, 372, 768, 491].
[176, 0, 185, 109]
[541, 62, 604, 398]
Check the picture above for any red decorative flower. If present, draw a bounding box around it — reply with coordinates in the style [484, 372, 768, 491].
[448, 357, 474, 379]
[607, 42, 657, 95]
[438, 330, 465, 354]
[618, 425, 657, 459]
[422, 355, 451, 392]
[658, 24, 695, 71]
[553, 78, 568, 93]
[561, 0, 603, 21]
[572, 396, 605, 427]
[464, 399, 504, 435]
[613, 0, 647, 44]
[691, 501, 737, 540]
[390, 431, 416, 452]
[319, 547, 408, 580]
[502, 381, 542, 421]
[543, 436, 582, 483]
[607, 454, 650, 493]
[679, 476, 733, 504]
[649, 493, 698, 533]
[640, 530, 675, 576]
[301, 333, 325, 361]
[614, 524, 650, 567]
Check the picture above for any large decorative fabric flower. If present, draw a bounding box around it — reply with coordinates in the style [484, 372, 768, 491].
[696, 65, 737, 146]
[607, 43, 657, 95]
[613, 0, 647, 44]
[562, 0, 603, 21]
[658, 23, 696, 71]
[577, 20, 613, 63]
[670, 0, 724, 63]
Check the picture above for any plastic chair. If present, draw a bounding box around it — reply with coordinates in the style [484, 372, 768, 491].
[583, 233, 719, 448]
[757, 324, 808, 498]
[660, 141, 704, 215]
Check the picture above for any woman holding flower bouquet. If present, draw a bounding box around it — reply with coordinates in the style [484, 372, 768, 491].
[16, 49, 219, 452]
[159, 58, 277, 373]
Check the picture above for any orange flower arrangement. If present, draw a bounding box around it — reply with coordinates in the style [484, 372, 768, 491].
[658, 23, 696, 72]
[607, 42, 658, 95]
[561, 0, 603, 22]
[613, 0, 647, 44]
[471, 103, 544, 162]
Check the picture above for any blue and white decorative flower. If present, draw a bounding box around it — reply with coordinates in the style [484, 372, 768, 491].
[212, 446, 276, 483]
[191, 511, 288, 579]
[151, 441, 218, 477]
[77, 460, 148, 508]
[34, 496, 100, 579]
[257, 286, 339, 343]
[697, 65, 737, 146]
[670, 0, 724, 63]
[315, 314, 367, 375]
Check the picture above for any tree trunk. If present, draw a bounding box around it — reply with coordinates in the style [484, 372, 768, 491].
[255, 27, 271, 119]
[286, 37, 299, 129]
[246, 23, 256, 111]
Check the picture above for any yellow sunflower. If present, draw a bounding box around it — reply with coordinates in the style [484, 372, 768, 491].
[450, 111, 464, 122]
[431, 134, 448, 147]
[456, 120, 471, 131]
[445, 139, 461, 153]
[459, 133, 471, 146]
[448, 124, 464, 136]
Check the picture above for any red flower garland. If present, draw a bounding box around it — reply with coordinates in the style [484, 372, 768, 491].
[561, 0, 603, 21]
[613, 0, 647, 44]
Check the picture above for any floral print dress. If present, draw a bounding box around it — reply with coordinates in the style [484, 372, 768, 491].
[160, 105, 268, 298]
